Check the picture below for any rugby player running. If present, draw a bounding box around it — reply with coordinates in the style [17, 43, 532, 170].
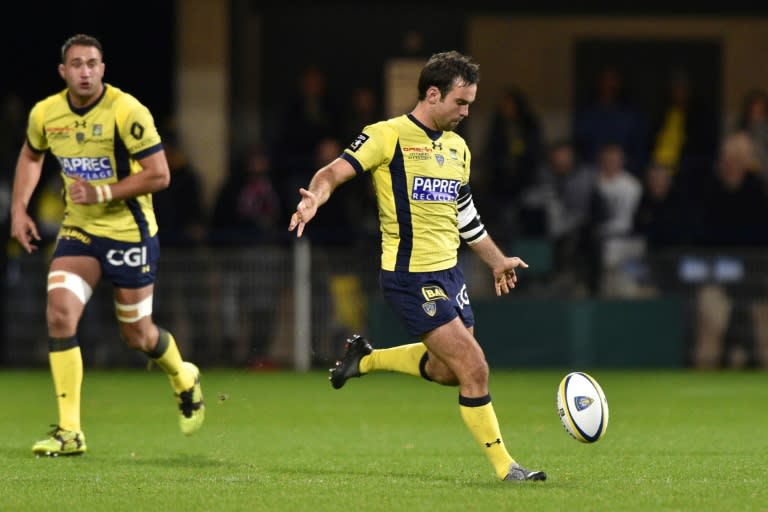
[289, 51, 545, 482]
[10, 34, 205, 456]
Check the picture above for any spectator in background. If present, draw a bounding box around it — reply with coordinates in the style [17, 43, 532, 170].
[632, 162, 690, 249]
[587, 143, 643, 294]
[340, 85, 381, 145]
[648, 70, 719, 194]
[208, 142, 284, 367]
[734, 88, 768, 181]
[593, 143, 643, 239]
[210, 142, 282, 245]
[483, 85, 543, 224]
[273, 65, 341, 184]
[573, 66, 647, 175]
[518, 139, 601, 292]
[520, 139, 597, 238]
[694, 132, 767, 247]
[692, 132, 768, 369]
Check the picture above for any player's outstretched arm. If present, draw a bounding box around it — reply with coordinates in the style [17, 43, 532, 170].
[468, 235, 529, 296]
[10, 143, 45, 253]
[288, 157, 356, 238]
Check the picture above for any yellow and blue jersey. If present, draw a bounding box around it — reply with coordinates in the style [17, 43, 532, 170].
[342, 114, 471, 272]
[26, 84, 163, 243]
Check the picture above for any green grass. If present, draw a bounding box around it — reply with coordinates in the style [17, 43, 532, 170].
[0, 368, 766, 511]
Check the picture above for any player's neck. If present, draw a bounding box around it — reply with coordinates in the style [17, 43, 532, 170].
[68, 84, 105, 109]
[410, 104, 438, 131]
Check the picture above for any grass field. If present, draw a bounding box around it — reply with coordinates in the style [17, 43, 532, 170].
[1, 368, 766, 511]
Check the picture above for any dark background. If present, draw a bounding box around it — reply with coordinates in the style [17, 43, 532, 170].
[0, 2, 176, 125]
[2, 1, 766, 135]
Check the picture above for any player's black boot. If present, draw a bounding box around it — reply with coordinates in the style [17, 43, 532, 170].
[329, 334, 373, 389]
[504, 463, 547, 481]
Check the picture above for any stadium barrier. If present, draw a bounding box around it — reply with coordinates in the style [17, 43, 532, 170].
[2, 244, 766, 369]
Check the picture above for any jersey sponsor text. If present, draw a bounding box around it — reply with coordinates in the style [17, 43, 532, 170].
[412, 176, 460, 202]
[59, 156, 115, 180]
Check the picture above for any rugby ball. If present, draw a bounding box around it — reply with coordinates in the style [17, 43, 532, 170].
[557, 371, 609, 443]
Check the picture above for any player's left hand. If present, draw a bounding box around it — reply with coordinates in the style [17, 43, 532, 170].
[493, 257, 529, 296]
[288, 188, 318, 238]
[68, 176, 97, 204]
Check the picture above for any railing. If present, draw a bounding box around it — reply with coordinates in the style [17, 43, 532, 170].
[2, 241, 767, 369]
[1, 240, 381, 369]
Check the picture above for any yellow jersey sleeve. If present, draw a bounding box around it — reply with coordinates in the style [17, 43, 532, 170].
[114, 94, 162, 158]
[342, 122, 398, 173]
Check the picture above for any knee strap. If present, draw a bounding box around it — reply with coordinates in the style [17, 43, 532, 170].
[115, 295, 154, 323]
[48, 271, 93, 305]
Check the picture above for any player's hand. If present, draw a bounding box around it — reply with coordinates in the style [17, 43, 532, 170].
[492, 257, 529, 296]
[288, 188, 318, 238]
[10, 210, 41, 253]
[68, 176, 96, 204]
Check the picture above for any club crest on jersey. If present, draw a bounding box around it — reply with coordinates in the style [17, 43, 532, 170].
[574, 396, 594, 411]
[435, 154, 445, 166]
[348, 133, 369, 152]
[76, 132, 85, 144]
[411, 176, 460, 202]
[422, 301, 437, 317]
[58, 156, 115, 181]
[421, 285, 449, 302]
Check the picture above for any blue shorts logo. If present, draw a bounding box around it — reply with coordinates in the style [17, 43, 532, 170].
[411, 176, 460, 202]
[59, 156, 115, 180]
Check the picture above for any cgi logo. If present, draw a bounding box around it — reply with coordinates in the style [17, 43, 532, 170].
[107, 247, 147, 267]
[455, 284, 470, 310]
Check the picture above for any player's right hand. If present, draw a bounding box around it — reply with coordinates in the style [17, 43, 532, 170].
[288, 188, 318, 238]
[10, 210, 41, 253]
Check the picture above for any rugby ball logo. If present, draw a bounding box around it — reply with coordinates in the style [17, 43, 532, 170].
[557, 372, 609, 443]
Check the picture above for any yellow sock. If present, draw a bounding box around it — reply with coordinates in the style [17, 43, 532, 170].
[459, 395, 515, 480]
[359, 342, 427, 377]
[48, 338, 83, 433]
[147, 328, 194, 392]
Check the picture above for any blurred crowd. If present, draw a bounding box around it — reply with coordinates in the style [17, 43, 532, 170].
[3, 64, 768, 369]
[4, 65, 767, 267]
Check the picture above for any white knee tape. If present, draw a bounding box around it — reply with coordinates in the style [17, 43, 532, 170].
[115, 295, 154, 323]
[47, 271, 93, 305]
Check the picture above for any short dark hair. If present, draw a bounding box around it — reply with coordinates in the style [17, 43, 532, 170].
[61, 34, 103, 63]
[417, 51, 480, 100]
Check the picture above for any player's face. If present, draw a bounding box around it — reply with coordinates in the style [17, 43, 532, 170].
[58, 45, 105, 107]
[434, 81, 477, 132]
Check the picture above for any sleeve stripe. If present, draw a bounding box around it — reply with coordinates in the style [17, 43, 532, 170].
[460, 223, 484, 238]
[464, 230, 488, 245]
[133, 143, 164, 161]
[340, 152, 364, 175]
[26, 136, 46, 154]
[457, 191, 488, 244]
